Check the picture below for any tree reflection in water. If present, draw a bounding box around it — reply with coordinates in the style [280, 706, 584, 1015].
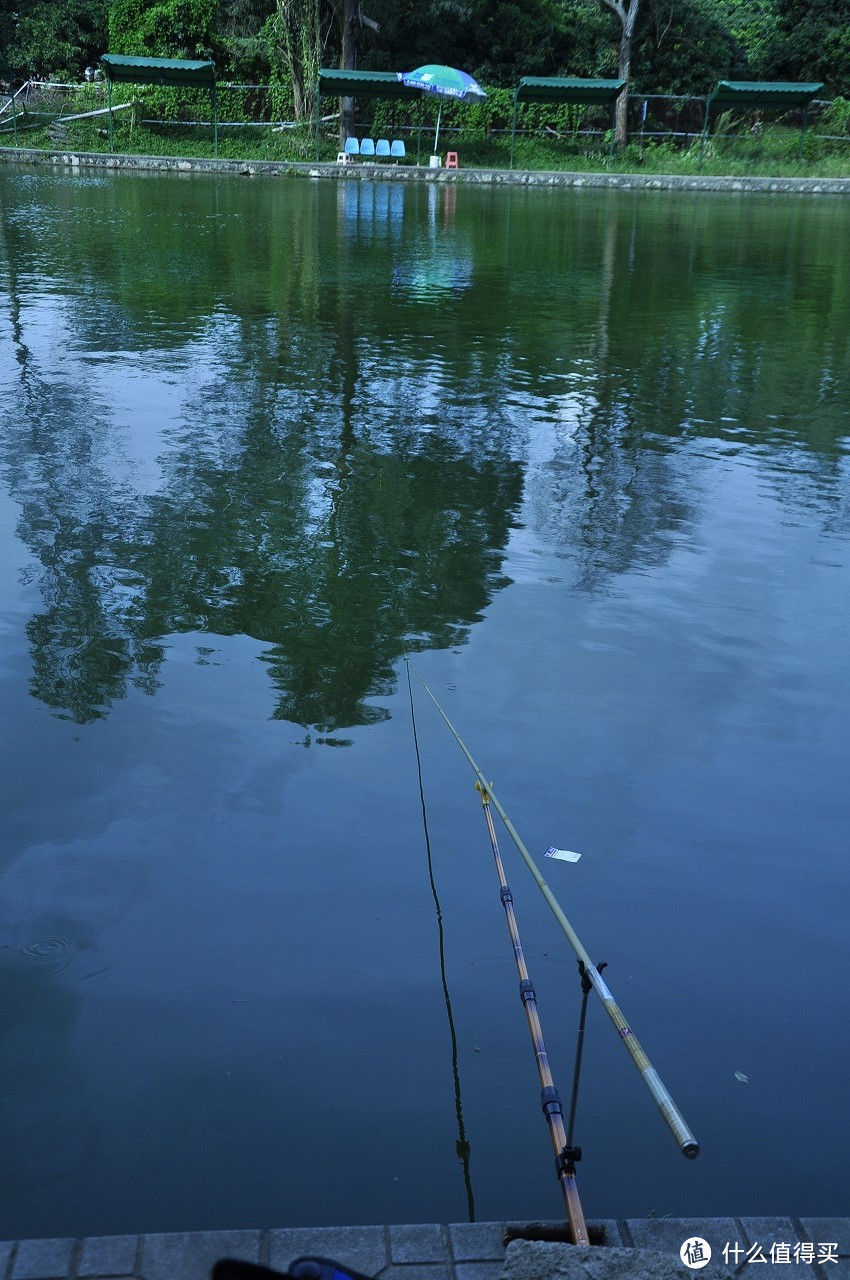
[1, 175, 848, 728]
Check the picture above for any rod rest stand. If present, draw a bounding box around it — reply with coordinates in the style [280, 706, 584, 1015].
[577, 958, 607, 993]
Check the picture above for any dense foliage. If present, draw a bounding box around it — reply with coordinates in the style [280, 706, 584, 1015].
[108, 0, 218, 58]
[0, 1, 109, 77]
[762, 0, 850, 93]
[1, 0, 849, 107]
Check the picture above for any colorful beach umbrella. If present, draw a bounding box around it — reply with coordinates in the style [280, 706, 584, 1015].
[398, 64, 486, 153]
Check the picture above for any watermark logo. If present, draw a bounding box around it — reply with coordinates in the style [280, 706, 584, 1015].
[681, 1238, 712, 1270]
[721, 1239, 839, 1265]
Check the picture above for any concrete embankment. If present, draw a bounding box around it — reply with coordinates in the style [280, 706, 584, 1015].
[1, 1216, 848, 1280]
[3, 145, 850, 196]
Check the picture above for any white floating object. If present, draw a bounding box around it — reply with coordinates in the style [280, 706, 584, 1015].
[734, 1070, 749, 1083]
[544, 846, 581, 863]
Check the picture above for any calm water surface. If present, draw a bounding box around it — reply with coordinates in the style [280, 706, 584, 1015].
[0, 169, 848, 1238]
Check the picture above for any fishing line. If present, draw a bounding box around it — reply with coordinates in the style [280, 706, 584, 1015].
[408, 661, 699, 1162]
[404, 656, 476, 1221]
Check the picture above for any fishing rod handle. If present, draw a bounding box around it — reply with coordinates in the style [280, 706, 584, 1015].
[585, 966, 699, 1158]
[643, 1066, 700, 1158]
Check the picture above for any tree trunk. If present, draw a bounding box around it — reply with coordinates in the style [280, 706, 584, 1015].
[601, 0, 640, 148]
[275, 0, 320, 123]
[615, 26, 633, 147]
[338, 0, 358, 144]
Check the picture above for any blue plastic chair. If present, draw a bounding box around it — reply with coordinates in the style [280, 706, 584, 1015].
[376, 139, 391, 157]
[344, 136, 360, 156]
[360, 138, 376, 157]
[390, 140, 406, 160]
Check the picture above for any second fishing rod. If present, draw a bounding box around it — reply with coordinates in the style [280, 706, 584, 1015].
[475, 779, 590, 1245]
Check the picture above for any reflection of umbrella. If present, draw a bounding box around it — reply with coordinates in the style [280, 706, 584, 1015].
[398, 64, 486, 154]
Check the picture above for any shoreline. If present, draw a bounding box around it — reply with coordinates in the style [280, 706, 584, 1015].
[3, 145, 850, 195]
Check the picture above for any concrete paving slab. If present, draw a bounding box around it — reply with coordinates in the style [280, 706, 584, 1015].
[448, 1224, 505, 1262]
[268, 1226, 388, 1276]
[737, 1215, 801, 1253]
[140, 1231, 261, 1280]
[379, 1266, 451, 1280]
[388, 1225, 449, 1264]
[734, 1216, 837, 1271]
[800, 1219, 850, 1248]
[0, 1242, 15, 1280]
[798, 1219, 850, 1280]
[12, 1239, 75, 1280]
[625, 1219, 739, 1258]
[454, 1264, 504, 1280]
[77, 1236, 139, 1277]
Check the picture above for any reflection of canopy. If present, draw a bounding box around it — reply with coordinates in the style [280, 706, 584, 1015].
[99, 53, 219, 154]
[702, 80, 825, 160]
[510, 77, 626, 167]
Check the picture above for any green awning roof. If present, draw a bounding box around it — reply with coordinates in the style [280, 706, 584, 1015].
[317, 69, 418, 100]
[707, 80, 824, 107]
[99, 54, 216, 89]
[515, 77, 627, 104]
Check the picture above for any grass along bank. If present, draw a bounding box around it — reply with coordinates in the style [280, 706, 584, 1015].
[4, 83, 850, 179]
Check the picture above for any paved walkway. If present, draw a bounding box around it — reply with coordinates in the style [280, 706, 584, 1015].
[1, 1218, 848, 1280]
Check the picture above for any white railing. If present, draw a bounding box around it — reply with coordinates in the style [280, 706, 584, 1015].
[0, 80, 31, 118]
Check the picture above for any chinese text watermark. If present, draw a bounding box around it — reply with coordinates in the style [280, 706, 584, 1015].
[680, 1238, 840, 1269]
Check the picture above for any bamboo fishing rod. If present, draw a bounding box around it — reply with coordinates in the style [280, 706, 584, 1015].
[409, 663, 700, 1161]
[476, 780, 589, 1244]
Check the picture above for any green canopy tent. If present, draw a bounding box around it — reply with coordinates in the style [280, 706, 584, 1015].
[314, 68, 422, 163]
[510, 77, 627, 168]
[99, 53, 218, 155]
[0, 50, 18, 143]
[702, 81, 824, 160]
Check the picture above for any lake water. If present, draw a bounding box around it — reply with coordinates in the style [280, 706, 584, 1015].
[0, 167, 848, 1240]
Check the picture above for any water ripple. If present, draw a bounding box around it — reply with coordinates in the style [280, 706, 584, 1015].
[19, 937, 76, 973]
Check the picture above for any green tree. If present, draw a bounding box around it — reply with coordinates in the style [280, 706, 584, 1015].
[365, 0, 586, 84]
[108, 0, 217, 58]
[214, 0, 275, 80]
[631, 0, 737, 94]
[712, 0, 777, 79]
[761, 0, 850, 96]
[0, 1, 108, 78]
